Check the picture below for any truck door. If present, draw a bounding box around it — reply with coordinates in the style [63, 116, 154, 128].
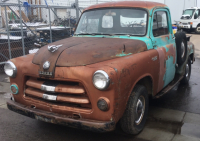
[150, 9, 176, 92]
[193, 9, 200, 30]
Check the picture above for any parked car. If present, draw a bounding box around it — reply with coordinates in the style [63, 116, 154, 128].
[4, 1, 195, 135]
[179, 7, 200, 33]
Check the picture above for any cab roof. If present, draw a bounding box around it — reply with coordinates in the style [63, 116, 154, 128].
[185, 7, 200, 10]
[84, 1, 167, 11]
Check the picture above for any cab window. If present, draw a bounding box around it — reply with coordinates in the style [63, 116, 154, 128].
[194, 10, 200, 19]
[153, 11, 169, 37]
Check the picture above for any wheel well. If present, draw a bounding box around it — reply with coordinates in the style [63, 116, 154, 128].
[136, 76, 153, 95]
[197, 23, 200, 27]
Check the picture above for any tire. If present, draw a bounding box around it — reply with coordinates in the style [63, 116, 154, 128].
[120, 85, 149, 135]
[195, 25, 200, 34]
[181, 57, 191, 84]
[175, 32, 187, 65]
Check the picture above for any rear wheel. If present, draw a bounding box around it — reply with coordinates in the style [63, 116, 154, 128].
[181, 57, 191, 84]
[120, 85, 149, 135]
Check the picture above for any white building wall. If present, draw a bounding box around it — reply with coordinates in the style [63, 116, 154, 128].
[1, 0, 198, 23]
[198, 0, 200, 7]
[165, 0, 185, 23]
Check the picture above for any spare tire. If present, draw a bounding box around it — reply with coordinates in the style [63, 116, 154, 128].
[175, 32, 187, 65]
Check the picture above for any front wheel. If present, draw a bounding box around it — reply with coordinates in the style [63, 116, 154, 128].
[120, 85, 149, 135]
[181, 57, 191, 84]
[195, 25, 200, 34]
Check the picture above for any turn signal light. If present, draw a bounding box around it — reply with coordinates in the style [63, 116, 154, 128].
[97, 98, 110, 111]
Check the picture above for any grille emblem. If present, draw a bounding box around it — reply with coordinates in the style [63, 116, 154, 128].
[48, 44, 63, 53]
[43, 61, 50, 70]
[43, 93, 57, 101]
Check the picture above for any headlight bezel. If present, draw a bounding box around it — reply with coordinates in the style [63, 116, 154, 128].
[92, 70, 110, 90]
[4, 61, 17, 78]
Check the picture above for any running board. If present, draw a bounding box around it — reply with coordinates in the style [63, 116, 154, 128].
[155, 75, 184, 98]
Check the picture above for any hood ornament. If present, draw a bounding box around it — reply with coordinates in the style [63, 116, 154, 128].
[43, 61, 50, 70]
[48, 44, 63, 53]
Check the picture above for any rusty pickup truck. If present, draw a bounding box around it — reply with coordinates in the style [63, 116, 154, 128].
[4, 1, 195, 135]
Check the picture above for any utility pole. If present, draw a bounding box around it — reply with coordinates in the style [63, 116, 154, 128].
[19, 0, 25, 55]
[75, 0, 79, 24]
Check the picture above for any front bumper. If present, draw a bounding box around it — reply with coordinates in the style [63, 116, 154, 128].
[7, 100, 115, 132]
[179, 24, 192, 29]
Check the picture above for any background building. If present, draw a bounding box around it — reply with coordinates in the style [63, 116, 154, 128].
[0, 0, 198, 24]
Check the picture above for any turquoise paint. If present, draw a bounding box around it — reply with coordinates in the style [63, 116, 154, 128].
[149, 8, 177, 88]
[163, 56, 175, 87]
[115, 51, 132, 57]
[10, 84, 19, 95]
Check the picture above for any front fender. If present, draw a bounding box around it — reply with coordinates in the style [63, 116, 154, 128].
[98, 49, 160, 122]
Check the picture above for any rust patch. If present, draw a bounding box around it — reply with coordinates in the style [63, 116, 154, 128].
[165, 44, 176, 64]
[7, 100, 115, 132]
[84, 1, 167, 11]
[32, 37, 99, 77]
[56, 38, 147, 67]
[156, 45, 176, 92]
[156, 48, 166, 93]
[32, 37, 147, 78]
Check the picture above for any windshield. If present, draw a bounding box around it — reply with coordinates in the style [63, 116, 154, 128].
[182, 9, 195, 17]
[75, 8, 147, 36]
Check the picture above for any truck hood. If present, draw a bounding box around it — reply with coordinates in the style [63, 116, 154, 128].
[181, 14, 192, 20]
[32, 37, 147, 76]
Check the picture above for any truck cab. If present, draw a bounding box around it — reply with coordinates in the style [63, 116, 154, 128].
[4, 1, 195, 135]
[179, 7, 200, 33]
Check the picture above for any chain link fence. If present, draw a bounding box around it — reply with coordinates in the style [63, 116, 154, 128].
[0, 1, 81, 72]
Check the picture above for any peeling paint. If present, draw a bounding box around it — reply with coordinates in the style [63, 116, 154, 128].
[115, 51, 132, 57]
[114, 68, 118, 73]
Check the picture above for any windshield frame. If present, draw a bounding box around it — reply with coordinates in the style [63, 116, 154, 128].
[74, 7, 149, 37]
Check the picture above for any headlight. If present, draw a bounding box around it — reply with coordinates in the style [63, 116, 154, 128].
[4, 61, 17, 77]
[93, 70, 110, 90]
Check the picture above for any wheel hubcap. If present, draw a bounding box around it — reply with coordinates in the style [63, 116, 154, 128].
[181, 42, 185, 58]
[185, 63, 189, 78]
[197, 27, 200, 32]
[135, 96, 145, 125]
